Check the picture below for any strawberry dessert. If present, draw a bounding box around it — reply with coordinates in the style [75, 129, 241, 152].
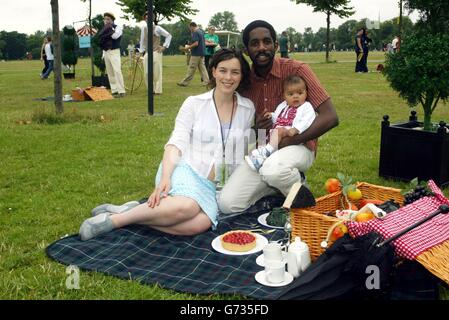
[221, 230, 257, 252]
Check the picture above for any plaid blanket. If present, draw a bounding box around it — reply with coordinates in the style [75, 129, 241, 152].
[46, 196, 291, 299]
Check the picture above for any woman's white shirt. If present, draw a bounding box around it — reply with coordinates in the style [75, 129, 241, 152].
[166, 90, 255, 179]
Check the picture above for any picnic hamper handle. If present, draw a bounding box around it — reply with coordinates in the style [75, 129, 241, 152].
[377, 204, 449, 247]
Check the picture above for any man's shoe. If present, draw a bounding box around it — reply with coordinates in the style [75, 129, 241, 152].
[177, 82, 187, 87]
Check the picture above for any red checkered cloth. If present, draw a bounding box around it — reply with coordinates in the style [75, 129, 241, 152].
[347, 180, 449, 260]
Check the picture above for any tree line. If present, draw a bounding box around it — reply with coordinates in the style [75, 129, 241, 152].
[0, 14, 413, 60]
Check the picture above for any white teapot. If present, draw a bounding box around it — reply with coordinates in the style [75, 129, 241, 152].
[287, 237, 311, 278]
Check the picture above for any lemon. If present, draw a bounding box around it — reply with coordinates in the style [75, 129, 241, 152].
[347, 188, 362, 201]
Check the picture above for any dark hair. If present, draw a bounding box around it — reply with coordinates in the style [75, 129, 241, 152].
[189, 22, 197, 27]
[103, 12, 116, 20]
[208, 48, 251, 93]
[242, 20, 277, 47]
[46, 36, 52, 42]
[283, 75, 307, 92]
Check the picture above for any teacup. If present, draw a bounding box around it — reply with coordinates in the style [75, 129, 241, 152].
[263, 242, 283, 263]
[264, 260, 286, 284]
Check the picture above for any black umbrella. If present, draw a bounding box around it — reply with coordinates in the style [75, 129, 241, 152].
[275, 204, 449, 300]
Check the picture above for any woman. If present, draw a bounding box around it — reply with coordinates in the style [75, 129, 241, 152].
[354, 28, 364, 73]
[79, 48, 254, 240]
[40, 37, 49, 77]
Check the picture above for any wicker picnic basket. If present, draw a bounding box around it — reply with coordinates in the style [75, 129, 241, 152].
[290, 182, 404, 261]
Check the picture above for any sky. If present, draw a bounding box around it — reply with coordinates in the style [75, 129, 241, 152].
[0, 0, 418, 35]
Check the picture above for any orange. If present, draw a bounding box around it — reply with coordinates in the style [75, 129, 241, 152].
[355, 212, 375, 222]
[325, 178, 341, 193]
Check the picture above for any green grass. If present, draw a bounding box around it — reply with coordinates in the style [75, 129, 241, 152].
[0, 52, 448, 299]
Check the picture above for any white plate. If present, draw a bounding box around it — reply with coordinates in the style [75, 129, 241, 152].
[257, 213, 285, 229]
[255, 253, 287, 267]
[255, 270, 294, 287]
[211, 233, 268, 256]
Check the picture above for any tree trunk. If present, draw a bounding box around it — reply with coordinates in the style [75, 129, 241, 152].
[51, 0, 63, 114]
[326, 11, 330, 63]
[423, 94, 434, 131]
[398, 0, 403, 52]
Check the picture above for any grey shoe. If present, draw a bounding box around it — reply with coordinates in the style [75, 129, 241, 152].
[79, 213, 115, 241]
[91, 201, 140, 217]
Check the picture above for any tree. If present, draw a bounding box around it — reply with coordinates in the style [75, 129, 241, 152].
[121, 25, 141, 54]
[50, 0, 63, 114]
[293, 0, 354, 61]
[335, 19, 357, 50]
[91, 14, 106, 75]
[404, 0, 449, 33]
[159, 21, 191, 55]
[302, 27, 314, 51]
[384, 33, 449, 131]
[116, 0, 198, 24]
[0, 31, 27, 60]
[285, 27, 302, 51]
[61, 26, 78, 74]
[26, 30, 46, 59]
[208, 11, 239, 31]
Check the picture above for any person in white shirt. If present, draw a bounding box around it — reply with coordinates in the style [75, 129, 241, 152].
[392, 36, 400, 53]
[140, 13, 172, 94]
[79, 48, 255, 240]
[99, 12, 126, 97]
[41, 36, 54, 79]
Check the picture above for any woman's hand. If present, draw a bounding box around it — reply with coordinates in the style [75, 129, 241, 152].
[147, 178, 171, 208]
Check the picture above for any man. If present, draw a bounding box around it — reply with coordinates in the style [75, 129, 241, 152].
[204, 25, 219, 69]
[177, 22, 209, 87]
[218, 20, 339, 214]
[392, 36, 400, 53]
[99, 12, 126, 98]
[41, 36, 54, 79]
[279, 31, 289, 58]
[140, 12, 172, 94]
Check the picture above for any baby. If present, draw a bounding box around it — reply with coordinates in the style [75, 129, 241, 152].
[245, 75, 316, 171]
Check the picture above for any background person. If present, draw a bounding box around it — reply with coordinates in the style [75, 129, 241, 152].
[40, 37, 49, 78]
[99, 12, 126, 98]
[204, 25, 219, 69]
[140, 12, 172, 95]
[40, 36, 54, 79]
[279, 31, 289, 58]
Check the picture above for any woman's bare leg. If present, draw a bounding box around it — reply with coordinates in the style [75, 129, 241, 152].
[110, 196, 201, 228]
[148, 212, 212, 236]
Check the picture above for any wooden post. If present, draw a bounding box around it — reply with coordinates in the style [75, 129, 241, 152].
[147, 0, 154, 115]
[89, 0, 94, 81]
[398, 0, 403, 52]
[51, 0, 63, 114]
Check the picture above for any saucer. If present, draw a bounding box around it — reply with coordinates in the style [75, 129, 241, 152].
[256, 253, 287, 267]
[255, 271, 294, 287]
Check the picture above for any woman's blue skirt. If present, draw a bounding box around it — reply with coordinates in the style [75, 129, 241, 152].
[155, 160, 218, 229]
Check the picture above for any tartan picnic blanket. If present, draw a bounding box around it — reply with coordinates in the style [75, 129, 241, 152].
[46, 196, 290, 299]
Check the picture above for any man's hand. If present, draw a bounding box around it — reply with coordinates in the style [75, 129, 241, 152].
[156, 46, 165, 53]
[256, 108, 272, 129]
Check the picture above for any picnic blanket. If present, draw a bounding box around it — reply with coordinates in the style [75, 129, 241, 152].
[46, 196, 292, 299]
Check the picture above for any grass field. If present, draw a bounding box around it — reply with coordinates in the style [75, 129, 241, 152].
[0, 51, 448, 299]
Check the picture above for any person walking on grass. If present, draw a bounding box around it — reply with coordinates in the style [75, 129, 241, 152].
[40, 36, 54, 79]
[99, 12, 126, 98]
[177, 22, 209, 87]
[139, 12, 172, 95]
[40, 37, 49, 78]
[79, 48, 254, 240]
[205, 25, 219, 69]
